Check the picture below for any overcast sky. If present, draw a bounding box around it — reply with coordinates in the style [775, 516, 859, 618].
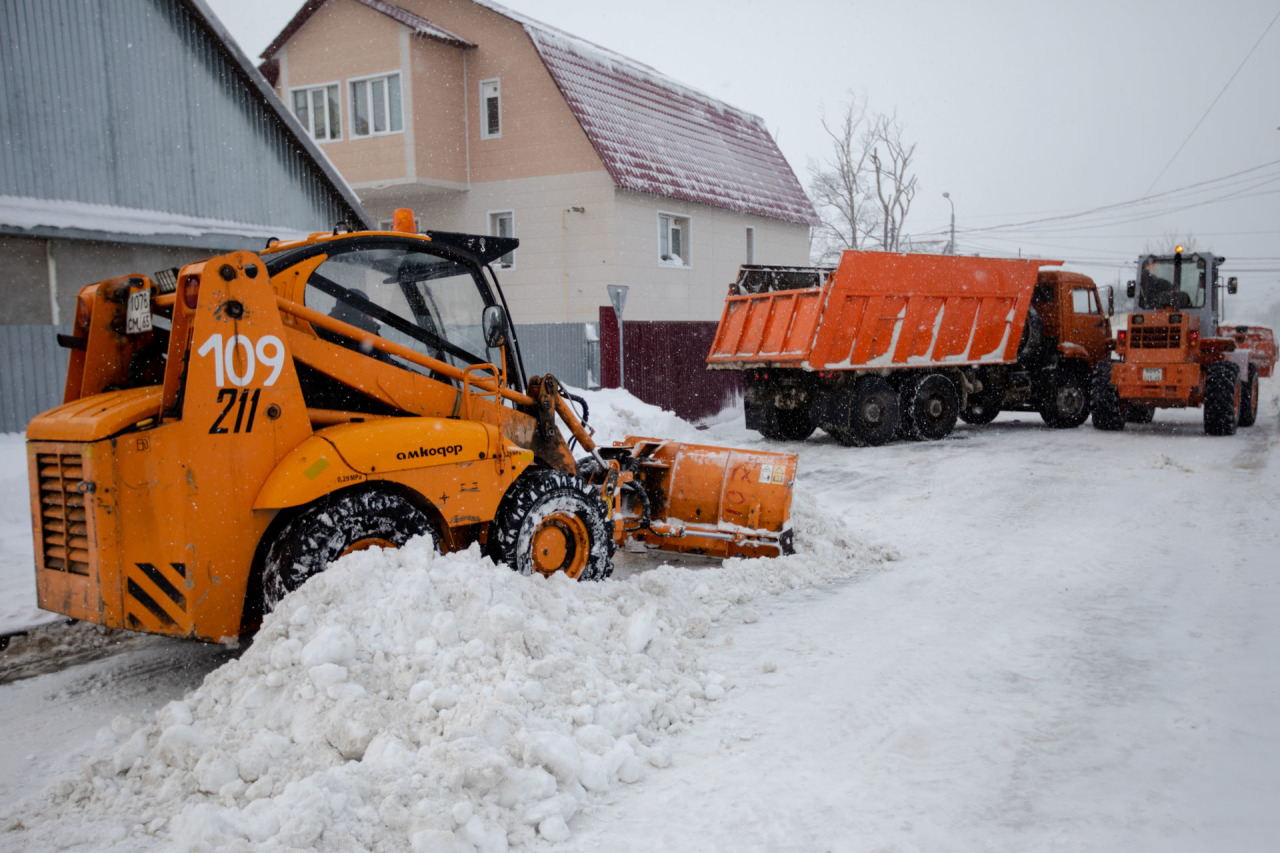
[206, 0, 1280, 315]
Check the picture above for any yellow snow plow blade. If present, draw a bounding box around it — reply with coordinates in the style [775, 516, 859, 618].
[603, 436, 797, 559]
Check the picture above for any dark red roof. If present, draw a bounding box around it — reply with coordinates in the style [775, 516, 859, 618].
[521, 25, 817, 226]
[261, 0, 473, 62]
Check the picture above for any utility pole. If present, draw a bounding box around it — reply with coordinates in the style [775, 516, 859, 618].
[942, 192, 955, 255]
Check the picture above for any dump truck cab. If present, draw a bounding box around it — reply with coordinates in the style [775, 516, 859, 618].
[1092, 249, 1273, 434]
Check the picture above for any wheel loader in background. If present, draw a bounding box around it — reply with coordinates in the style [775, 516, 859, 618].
[26, 211, 797, 643]
[706, 252, 1112, 446]
[1091, 248, 1276, 434]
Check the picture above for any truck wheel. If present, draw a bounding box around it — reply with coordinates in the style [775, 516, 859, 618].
[759, 406, 816, 442]
[1238, 363, 1259, 427]
[261, 488, 438, 614]
[1038, 370, 1090, 429]
[833, 377, 900, 447]
[488, 469, 614, 581]
[1124, 403, 1155, 424]
[903, 374, 959, 440]
[1090, 362, 1125, 431]
[1204, 362, 1240, 436]
[959, 392, 1001, 425]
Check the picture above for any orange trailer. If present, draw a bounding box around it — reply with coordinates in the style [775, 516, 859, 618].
[708, 252, 1112, 445]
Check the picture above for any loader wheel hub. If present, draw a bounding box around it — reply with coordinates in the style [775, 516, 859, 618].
[341, 536, 398, 557]
[531, 512, 589, 579]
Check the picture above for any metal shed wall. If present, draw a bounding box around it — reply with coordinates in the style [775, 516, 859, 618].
[0, 0, 366, 234]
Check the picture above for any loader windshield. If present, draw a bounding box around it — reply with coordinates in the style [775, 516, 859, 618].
[1138, 257, 1205, 310]
[304, 246, 495, 373]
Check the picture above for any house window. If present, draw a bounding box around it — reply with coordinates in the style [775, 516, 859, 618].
[489, 210, 515, 268]
[745, 226, 756, 264]
[350, 73, 402, 138]
[658, 213, 691, 266]
[291, 84, 341, 141]
[480, 79, 501, 139]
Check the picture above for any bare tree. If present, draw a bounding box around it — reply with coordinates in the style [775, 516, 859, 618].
[1143, 232, 1199, 254]
[808, 94, 920, 262]
[869, 112, 917, 252]
[807, 94, 877, 262]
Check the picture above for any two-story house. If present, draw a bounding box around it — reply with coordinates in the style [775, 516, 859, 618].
[260, 0, 817, 331]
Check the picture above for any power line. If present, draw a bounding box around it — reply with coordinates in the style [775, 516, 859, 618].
[1145, 6, 1280, 194]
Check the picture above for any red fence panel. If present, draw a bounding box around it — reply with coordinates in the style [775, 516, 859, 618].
[599, 306, 742, 422]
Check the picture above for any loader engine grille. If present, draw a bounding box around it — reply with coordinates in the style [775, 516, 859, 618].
[1128, 326, 1181, 349]
[36, 453, 90, 576]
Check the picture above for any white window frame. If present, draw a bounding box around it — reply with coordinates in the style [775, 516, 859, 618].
[349, 71, 403, 138]
[745, 226, 756, 264]
[488, 210, 515, 268]
[658, 212, 691, 267]
[480, 78, 501, 140]
[290, 82, 342, 142]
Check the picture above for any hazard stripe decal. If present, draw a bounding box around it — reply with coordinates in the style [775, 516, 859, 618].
[136, 562, 187, 610]
[127, 578, 177, 627]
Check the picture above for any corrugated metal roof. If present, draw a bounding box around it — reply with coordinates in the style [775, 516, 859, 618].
[523, 24, 817, 226]
[0, 0, 369, 247]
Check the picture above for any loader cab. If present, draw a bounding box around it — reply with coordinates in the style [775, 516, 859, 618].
[264, 234, 525, 395]
[1132, 250, 1224, 327]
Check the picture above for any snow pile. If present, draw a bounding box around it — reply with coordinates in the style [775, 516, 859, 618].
[5, 467, 881, 849]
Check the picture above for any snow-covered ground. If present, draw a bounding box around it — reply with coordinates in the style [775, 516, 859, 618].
[2, 384, 1279, 852]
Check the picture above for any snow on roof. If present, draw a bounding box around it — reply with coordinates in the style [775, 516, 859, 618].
[0, 196, 308, 243]
[261, 0, 474, 61]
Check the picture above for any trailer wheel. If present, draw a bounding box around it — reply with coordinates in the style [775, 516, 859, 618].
[833, 377, 900, 447]
[1038, 370, 1090, 429]
[1238, 363, 1259, 427]
[488, 469, 613, 581]
[1090, 362, 1125, 431]
[1204, 362, 1240, 436]
[759, 405, 816, 442]
[261, 487, 438, 614]
[1124, 403, 1155, 424]
[902, 374, 959, 440]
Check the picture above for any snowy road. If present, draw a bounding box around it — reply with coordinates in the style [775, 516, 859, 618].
[2, 387, 1278, 851]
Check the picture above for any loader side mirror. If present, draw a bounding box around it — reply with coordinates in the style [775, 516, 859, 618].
[1104, 286, 1114, 316]
[1126, 280, 1135, 299]
[1228, 276, 1238, 295]
[482, 304, 508, 348]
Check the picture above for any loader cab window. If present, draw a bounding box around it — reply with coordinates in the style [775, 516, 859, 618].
[1138, 258, 1205, 310]
[303, 245, 496, 376]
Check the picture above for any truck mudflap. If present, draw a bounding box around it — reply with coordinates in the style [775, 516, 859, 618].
[602, 437, 797, 559]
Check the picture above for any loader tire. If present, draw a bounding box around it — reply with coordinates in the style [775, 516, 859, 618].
[758, 405, 816, 442]
[1238, 363, 1259, 427]
[902, 374, 959, 441]
[489, 469, 613, 581]
[1037, 370, 1090, 429]
[1124, 403, 1155, 424]
[1090, 361, 1125, 431]
[260, 487, 437, 614]
[1204, 362, 1239, 436]
[833, 377, 900, 447]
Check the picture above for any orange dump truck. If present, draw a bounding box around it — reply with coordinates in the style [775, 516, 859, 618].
[707, 251, 1112, 446]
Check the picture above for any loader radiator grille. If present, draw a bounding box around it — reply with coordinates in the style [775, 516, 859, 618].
[37, 453, 90, 576]
[1129, 326, 1181, 349]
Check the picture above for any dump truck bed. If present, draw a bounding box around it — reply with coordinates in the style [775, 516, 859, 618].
[707, 252, 1061, 372]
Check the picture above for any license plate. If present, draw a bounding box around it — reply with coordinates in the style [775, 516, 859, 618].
[1142, 367, 1163, 382]
[126, 289, 152, 334]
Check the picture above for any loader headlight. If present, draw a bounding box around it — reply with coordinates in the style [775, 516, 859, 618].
[182, 275, 201, 310]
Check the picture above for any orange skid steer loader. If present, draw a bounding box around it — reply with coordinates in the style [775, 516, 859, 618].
[27, 212, 797, 642]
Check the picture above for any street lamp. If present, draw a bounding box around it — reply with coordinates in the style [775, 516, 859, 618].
[942, 192, 955, 255]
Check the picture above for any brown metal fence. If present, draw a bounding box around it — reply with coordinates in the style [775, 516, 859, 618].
[599, 307, 741, 422]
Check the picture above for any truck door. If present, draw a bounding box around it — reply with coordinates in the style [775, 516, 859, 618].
[1066, 286, 1109, 362]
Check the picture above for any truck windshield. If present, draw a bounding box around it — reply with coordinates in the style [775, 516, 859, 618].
[1138, 258, 1205, 310]
[304, 246, 493, 371]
